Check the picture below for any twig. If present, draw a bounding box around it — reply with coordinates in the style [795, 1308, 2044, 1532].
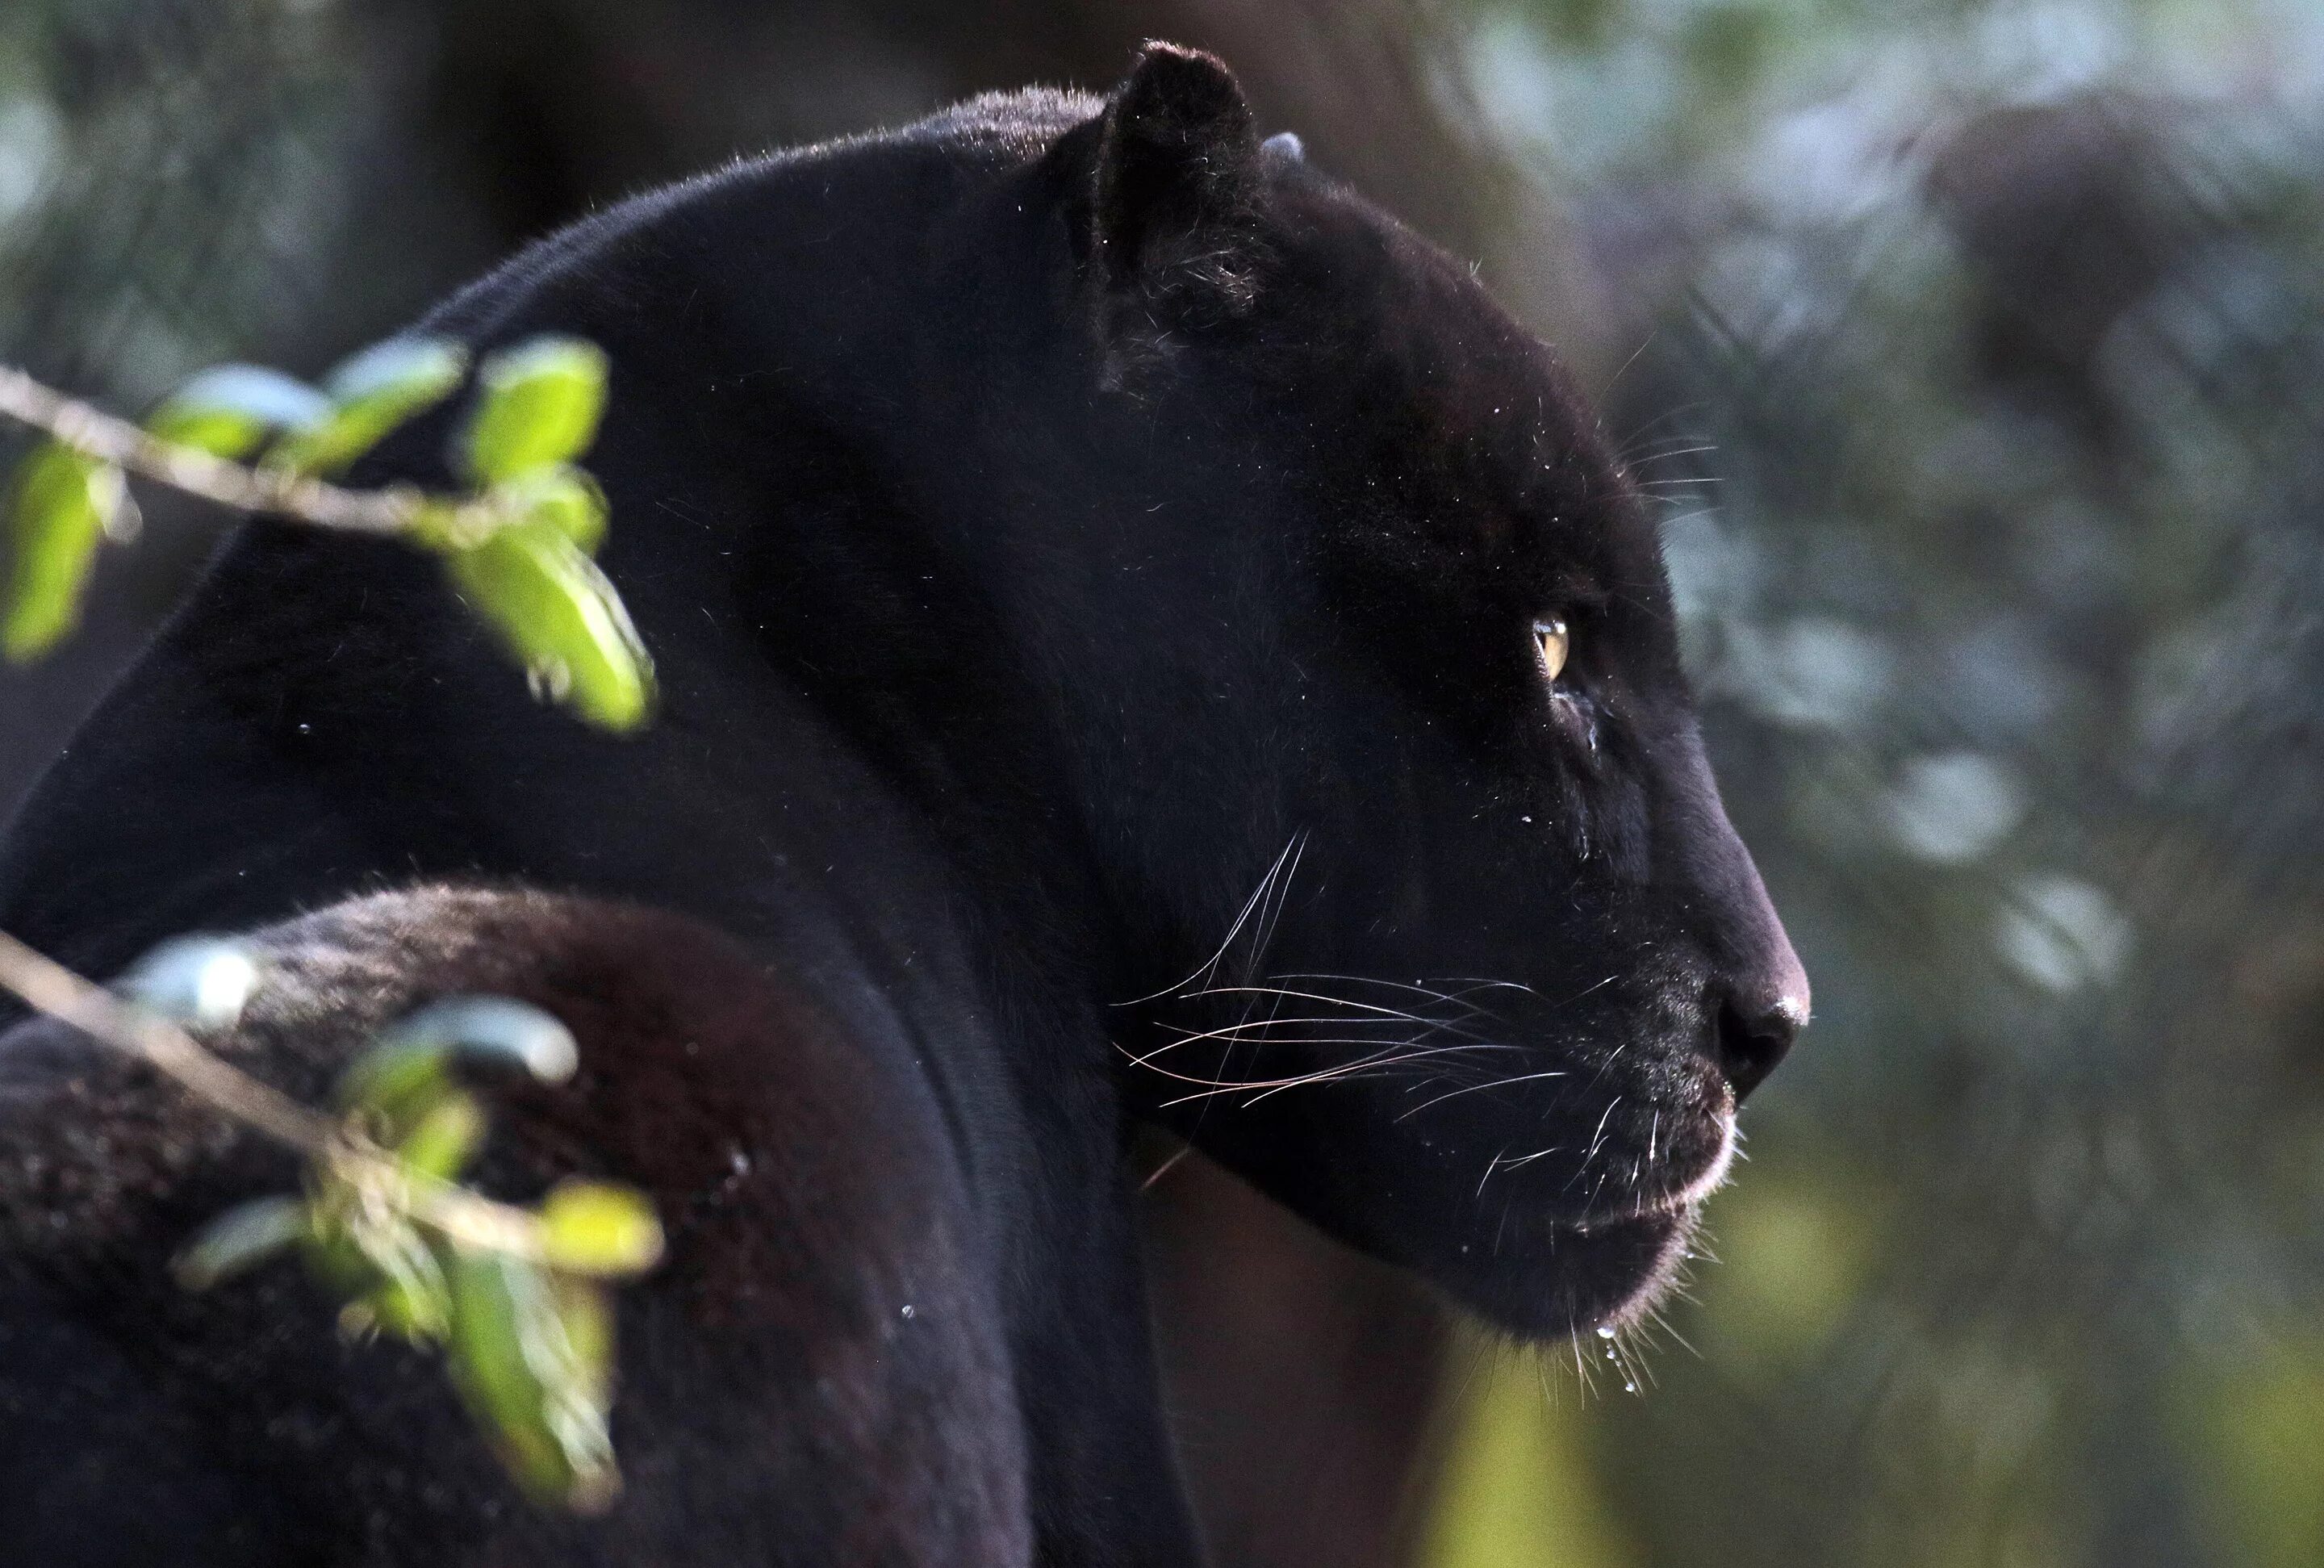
[0, 928, 543, 1257]
[0, 365, 486, 540]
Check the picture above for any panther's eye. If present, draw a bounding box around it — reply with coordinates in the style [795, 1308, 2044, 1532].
[1536, 618, 1570, 682]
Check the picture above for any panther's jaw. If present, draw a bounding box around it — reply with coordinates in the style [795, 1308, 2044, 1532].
[1554, 1127, 1731, 1334]
[1442, 1106, 1737, 1340]
[1438, 1200, 1699, 1341]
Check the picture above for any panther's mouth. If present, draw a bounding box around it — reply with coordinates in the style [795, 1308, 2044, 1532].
[1444, 1102, 1736, 1340]
[1444, 1199, 1700, 1340]
[1570, 1102, 1738, 1232]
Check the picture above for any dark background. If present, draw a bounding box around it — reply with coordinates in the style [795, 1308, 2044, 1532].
[4, 2, 2322, 1564]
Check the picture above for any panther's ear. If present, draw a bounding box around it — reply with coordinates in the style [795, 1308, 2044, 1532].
[1087, 43, 1267, 357]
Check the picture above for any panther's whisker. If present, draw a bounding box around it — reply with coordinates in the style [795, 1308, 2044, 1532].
[1580, 1035, 1631, 1095]
[1394, 1066, 1569, 1121]
[1159, 1007, 1494, 1039]
[1177, 989, 1442, 1029]
[1611, 403, 1711, 461]
[1477, 1144, 1513, 1197]
[1253, 1041, 1522, 1087]
[1398, 1055, 1540, 1094]
[1609, 1329, 1651, 1393]
[1497, 1143, 1563, 1173]
[1565, 1098, 1624, 1194]
[1172, 985, 1462, 1026]
[1114, 831, 1302, 1007]
[1645, 1303, 1699, 1361]
[1151, 1014, 1473, 1046]
[1265, 972, 1512, 1018]
[1244, 1043, 1522, 1100]
[1125, 1033, 1519, 1070]
[1180, 833, 1310, 1128]
[1424, 976, 1543, 997]
[1141, 1043, 1507, 1106]
[1125, 1038, 1459, 1089]
[1243, 831, 1308, 984]
[1625, 441, 1716, 464]
[1652, 505, 1721, 531]
[1224, 841, 1316, 1106]
[1138, 1141, 1196, 1192]
[1554, 973, 1620, 1010]
[1223, 1016, 1500, 1055]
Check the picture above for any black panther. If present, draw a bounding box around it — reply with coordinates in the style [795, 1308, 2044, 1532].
[0, 43, 1806, 1566]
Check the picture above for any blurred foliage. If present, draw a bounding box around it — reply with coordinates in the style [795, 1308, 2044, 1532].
[0, 440, 124, 659]
[1432, 1, 2324, 1564]
[1, 328, 652, 728]
[0, 301, 656, 1501]
[130, 939, 664, 1512]
[1423, 1332, 1639, 1568]
[2175, 1327, 2324, 1568]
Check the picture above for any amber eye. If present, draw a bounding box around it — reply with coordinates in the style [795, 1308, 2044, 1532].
[1536, 618, 1570, 682]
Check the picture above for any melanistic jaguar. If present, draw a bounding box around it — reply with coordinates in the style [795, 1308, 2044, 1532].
[0, 43, 1805, 1566]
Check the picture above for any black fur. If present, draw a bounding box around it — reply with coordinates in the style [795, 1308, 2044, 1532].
[1, 890, 1025, 1564]
[0, 44, 1806, 1566]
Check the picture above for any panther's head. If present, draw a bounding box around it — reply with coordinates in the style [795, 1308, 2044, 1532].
[996, 46, 1810, 1340]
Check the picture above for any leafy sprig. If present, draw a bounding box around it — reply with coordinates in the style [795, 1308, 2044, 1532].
[0, 335, 670, 1507]
[0, 930, 663, 1512]
[0, 333, 652, 730]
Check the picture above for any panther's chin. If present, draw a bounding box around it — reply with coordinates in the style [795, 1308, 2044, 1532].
[1441, 1200, 1703, 1341]
[1441, 1111, 1734, 1341]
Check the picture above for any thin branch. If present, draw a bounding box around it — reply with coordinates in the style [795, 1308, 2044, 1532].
[0, 928, 544, 1258]
[0, 365, 443, 538]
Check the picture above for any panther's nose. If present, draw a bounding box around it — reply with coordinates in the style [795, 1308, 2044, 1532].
[1709, 941, 1809, 1103]
[1667, 729, 1812, 1102]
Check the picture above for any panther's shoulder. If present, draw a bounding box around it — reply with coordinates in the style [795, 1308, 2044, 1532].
[0, 889, 864, 1270]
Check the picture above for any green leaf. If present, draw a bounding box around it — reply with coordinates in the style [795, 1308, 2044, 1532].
[396, 1090, 488, 1183]
[299, 1185, 376, 1297]
[550, 1274, 614, 1411]
[357, 1260, 456, 1343]
[3, 442, 127, 660]
[378, 997, 581, 1084]
[315, 1203, 451, 1344]
[116, 935, 261, 1031]
[537, 1181, 664, 1278]
[174, 1194, 310, 1290]
[333, 1039, 458, 1134]
[338, 997, 579, 1136]
[491, 463, 608, 554]
[145, 366, 331, 461]
[446, 1249, 620, 1511]
[446, 523, 654, 730]
[461, 337, 609, 485]
[270, 338, 468, 478]
[323, 336, 469, 410]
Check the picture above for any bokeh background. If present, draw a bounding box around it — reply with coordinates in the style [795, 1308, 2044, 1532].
[5, 2, 2322, 1565]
